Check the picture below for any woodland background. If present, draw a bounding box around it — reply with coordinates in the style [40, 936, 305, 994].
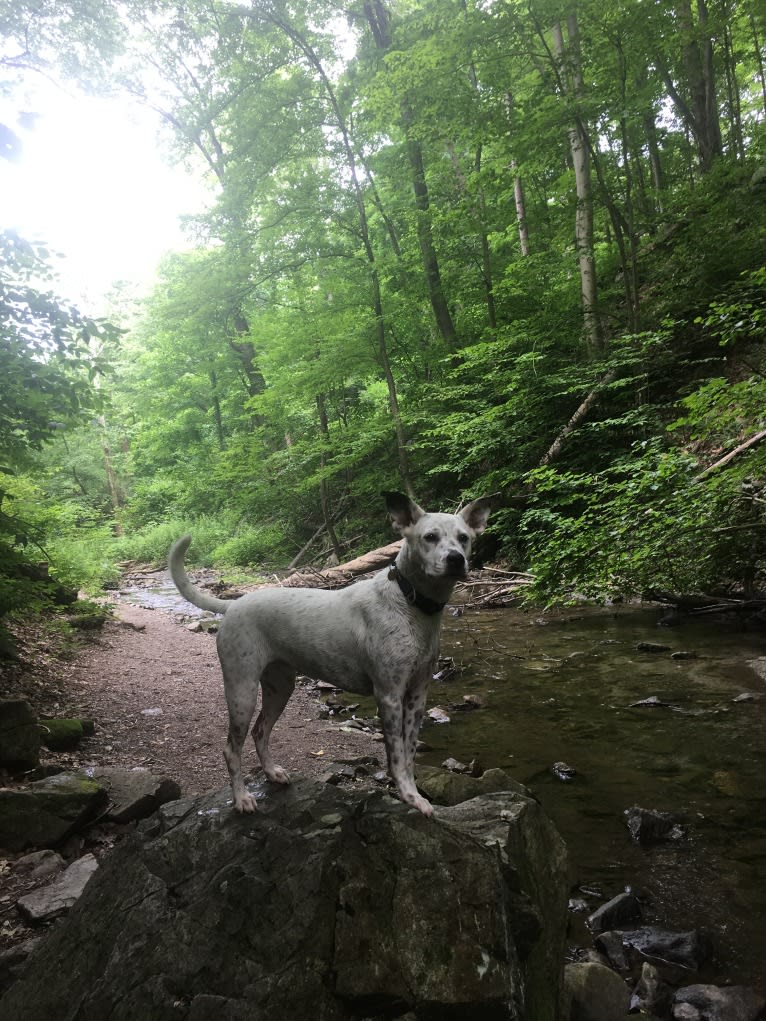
[1, 0, 766, 642]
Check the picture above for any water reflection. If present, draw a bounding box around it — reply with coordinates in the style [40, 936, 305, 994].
[430, 606, 766, 986]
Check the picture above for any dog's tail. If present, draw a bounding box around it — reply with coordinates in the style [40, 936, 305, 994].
[168, 535, 232, 615]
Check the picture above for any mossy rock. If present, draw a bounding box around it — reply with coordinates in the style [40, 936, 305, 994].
[39, 718, 95, 751]
[0, 774, 109, 852]
[415, 764, 529, 806]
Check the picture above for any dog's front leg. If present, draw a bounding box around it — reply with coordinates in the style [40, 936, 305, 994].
[377, 691, 433, 817]
[402, 677, 429, 786]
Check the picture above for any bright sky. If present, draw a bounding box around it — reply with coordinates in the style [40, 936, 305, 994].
[0, 84, 210, 313]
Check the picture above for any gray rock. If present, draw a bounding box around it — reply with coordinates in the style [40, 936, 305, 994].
[16, 853, 99, 922]
[631, 962, 671, 1015]
[75, 767, 181, 823]
[593, 930, 628, 971]
[439, 788, 569, 1017]
[13, 849, 65, 878]
[563, 961, 630, 1021]
[625, 805, 685, 844]
[621, 927, 705, 970]
[586, 891, 641, 934]
[0, 700, 40, 768]
[0, 777, 568, 1021]
[415, 764, 529, 806]
[0, 774, 109, 852]
[672, 983, 766, 1020]
[636, 642, 672, 653]
[569, 897, 589, 914]
[552, 761, 577, 781]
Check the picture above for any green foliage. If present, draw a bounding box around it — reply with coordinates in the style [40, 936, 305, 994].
[211, 524, 291, 567]
[521, 444, 765, 602]
[0, 231, 120, 468]
[113, 517, 226, 566]
[0, 230, 123, 633]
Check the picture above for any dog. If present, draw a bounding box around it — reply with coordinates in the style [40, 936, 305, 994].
[168, 491, 491, 816]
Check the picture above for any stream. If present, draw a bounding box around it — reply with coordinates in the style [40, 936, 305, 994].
[119, 574, 766, 990]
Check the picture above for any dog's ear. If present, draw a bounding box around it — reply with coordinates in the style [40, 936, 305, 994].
[382, 491, 425, 532]
[459, 496, 492, 534]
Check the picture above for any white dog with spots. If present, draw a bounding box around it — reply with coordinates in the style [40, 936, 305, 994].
[169, 491, 491, 816]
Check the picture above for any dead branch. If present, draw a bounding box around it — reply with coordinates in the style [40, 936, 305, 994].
[695, 428, 766, 480]
[540, 367, 618, 466]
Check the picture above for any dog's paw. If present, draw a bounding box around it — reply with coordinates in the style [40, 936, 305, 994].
[235, 793, 258, 813]
[267, 765, 291, 785]
[405, 793, 434, 817]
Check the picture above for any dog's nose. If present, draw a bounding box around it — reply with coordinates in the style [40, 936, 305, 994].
[445, 550, 466, 573]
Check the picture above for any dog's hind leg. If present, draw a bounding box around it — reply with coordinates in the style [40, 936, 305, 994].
[222, 675, 260, 813]
[253, 662, 295, 786]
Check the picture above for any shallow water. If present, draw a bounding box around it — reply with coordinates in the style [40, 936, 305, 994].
[118, 574, 212, 617]
[120, 577, 766, 988]
[431, 605, 766, 987]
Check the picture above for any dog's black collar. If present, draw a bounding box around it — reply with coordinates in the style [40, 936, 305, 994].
[387, 564, 446, 616]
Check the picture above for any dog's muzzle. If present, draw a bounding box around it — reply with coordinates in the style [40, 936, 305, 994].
[445, 551, 467, 577]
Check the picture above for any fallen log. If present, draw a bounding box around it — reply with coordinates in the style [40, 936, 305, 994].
[277, 541, 403, 589]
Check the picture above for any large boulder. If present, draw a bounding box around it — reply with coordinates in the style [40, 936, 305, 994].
[0, 775, 568, 1021]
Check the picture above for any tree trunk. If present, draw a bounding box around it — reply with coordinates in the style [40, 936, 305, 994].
[447, 140, 497, 328]
[316, 393, 342, 561]
[663, 0, 723, 172]
[264, 8, 415, 497]
[513, 165, 531, 256]
[364, 1, 459, 350]
[97, 415, 123, 536]
[722, 20, 745, 159]
[615, 37, 640, 328]
[750, 13, 766, 116]
[503, 93, 530, 256]
[552, 16, 603, 352]
[210, 370, 225, 450]
[230, 312, 265, 392]
[640, 78, 666, 214]
[404, 127, 459, 349]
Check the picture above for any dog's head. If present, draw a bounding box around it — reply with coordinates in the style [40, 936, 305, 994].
[383, 491, 491, 579]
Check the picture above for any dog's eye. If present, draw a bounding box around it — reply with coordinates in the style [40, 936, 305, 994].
[423, 532, 439, 543]
[458, 533, 470, 546]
